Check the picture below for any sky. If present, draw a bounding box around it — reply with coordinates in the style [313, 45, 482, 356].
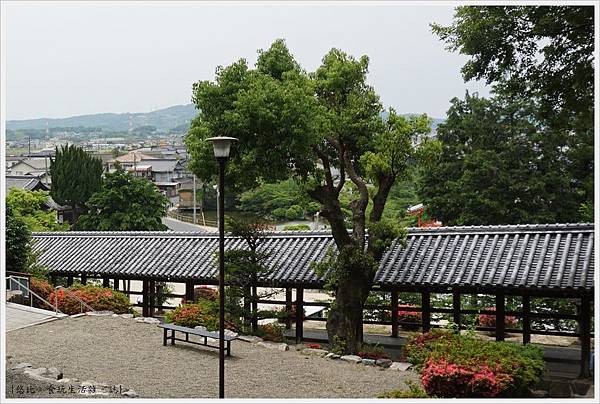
[3, 1, 490, 121]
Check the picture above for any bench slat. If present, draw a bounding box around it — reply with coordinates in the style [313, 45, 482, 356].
[159, 323, 237, 341]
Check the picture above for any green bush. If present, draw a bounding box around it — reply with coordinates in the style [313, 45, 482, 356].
[405, 330, 544, 397]
[283, 224, 311, 231]
[378, 381, 430, 398]
[272, 207, 288, 220]
[285, 205, 304, 220]
[165, 300, 223, 330]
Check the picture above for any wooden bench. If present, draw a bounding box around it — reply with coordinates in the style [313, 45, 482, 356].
[158, 323, 237, 356]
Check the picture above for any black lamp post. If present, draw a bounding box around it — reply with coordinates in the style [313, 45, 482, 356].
[206, 136, 237, 399]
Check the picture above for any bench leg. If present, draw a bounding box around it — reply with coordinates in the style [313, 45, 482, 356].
[204, 336, 207, 346]
[186, 332, 189, 342]
[227, 341, 231, 357]
[171, 330, 175, 345]
[163, 328, 167, 346]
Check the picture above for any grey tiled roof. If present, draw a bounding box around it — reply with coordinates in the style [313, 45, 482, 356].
[31, 223, 594, 292]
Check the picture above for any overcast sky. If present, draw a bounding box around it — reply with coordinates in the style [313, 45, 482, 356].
[4, 1, 490, 121]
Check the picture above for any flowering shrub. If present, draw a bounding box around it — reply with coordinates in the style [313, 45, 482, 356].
[421, 358, 512, 397]
[404, 330, 544, 397]
[194, 286, 218, 302]
[304, 343, 322, 349]
[256, 323, 286, 342]
[30, 278, 54, 309]
[48, 285, 130, 315]
[164, 300, 238, 331]
[397, 304, 422, 329]
[478, 307, 518, 329]
[357, 343, 391, 360]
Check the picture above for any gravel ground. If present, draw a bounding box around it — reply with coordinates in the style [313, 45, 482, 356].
[6, 316, 419, 398]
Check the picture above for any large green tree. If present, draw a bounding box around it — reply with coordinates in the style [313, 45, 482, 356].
[431, 5, 594, 220]
[418, 92, 582, 225]
[50, 145, 103, 222]
[76, 166, 169, 231]
[6, 189, 69, 231]
[186, 39, 430, 352]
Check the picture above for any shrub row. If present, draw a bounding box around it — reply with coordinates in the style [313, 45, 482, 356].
[47, 284, 131, 315]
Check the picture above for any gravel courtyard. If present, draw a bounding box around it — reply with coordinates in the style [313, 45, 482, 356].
[6, 316, 419, 398]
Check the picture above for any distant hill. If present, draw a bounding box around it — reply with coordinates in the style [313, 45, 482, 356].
[7, 104, 444, 133]
[6, 104, 198, 132]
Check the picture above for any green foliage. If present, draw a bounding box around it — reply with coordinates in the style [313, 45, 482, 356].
[50, 144, 103, 218]
[418, 93, 586, 225]
[237, 178, 317, 217]
[6, 205, 31, 273]
[329, 335, 348, 355]
[431, 6, 594, 223]
[378, 381, 431, 398]
[432, 6, 593, 129]
[405, 330, 544, 396]
[579, 202, 594, 222]
[283, 224, 311, 231]
[6, 189, 69, 231]
[76, 166, 168, 231]
[187, 39, 421, 351]
[285, 205, 303, 220]
[224, 218, 276, 333]
[312, 246, 377, 290]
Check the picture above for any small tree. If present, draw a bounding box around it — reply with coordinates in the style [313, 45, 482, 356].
[76, 166, 169, 231]
[223, 218, 277, 334]
[7, 189, 69, 231]
[50, 145, 103, 223]
[6, 205, 31, 273]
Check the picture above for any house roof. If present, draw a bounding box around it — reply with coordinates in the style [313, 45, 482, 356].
[11, 158, 50, 172]
[113, 152, 158, 163]
[5, 175, 49, 192]
[139, 159, 181, 173]
[31, 223, 594, 293]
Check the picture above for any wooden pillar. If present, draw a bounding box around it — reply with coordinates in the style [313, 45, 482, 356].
[114, 278, 119, 291]
[81, 274, 87, 285]
[495, 292, 505, 342]
[67, 275, 73, 287]
[421, 289, 431, 332]
[142, 280, 149, 317]
[452, 291, 461, 331]
[185, 281, 195, 303]
[102, 277, 110, 288]
[251, 286, 258, 334]
[295, 287, 304, 343]
[522, 295, 531, 345]
[149, 280, 156, 317]
[579, 294, 591, 378]
[391, 291, 399, 337]
[285, 288, 293, 330]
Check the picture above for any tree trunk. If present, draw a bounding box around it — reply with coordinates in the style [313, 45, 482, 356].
[326, 269, 372, 354]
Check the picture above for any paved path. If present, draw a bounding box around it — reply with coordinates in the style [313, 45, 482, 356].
[161, 217, 215, 232]
[5, 303, 64, 331]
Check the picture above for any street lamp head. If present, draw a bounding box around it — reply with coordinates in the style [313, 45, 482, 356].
[206, 136, 238, 159]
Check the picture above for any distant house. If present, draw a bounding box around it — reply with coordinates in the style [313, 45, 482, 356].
[107, 151, 158, 171]
[7, 157, 52, 184]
